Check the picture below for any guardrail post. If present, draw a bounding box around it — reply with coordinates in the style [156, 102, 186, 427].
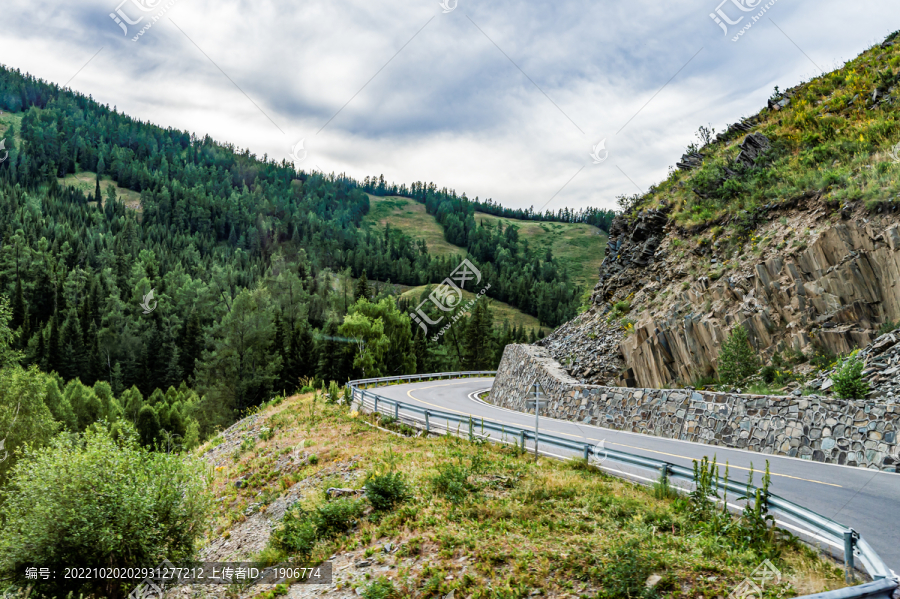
[520, 430, 526, 452]
[374, 395, 378, 415]
[583, 444, 590, 461]
[425, 410, 430, 433]
[844, 529, 858, 583]
[468, 417, 473, 442]
[659, 464, 670, 485]
[394, 402, 399, 421]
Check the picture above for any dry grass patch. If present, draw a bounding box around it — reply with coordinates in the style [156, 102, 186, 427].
[196, 392, 849, 599]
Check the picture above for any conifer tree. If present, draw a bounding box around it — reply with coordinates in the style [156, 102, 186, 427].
[355, 270, 371, 301]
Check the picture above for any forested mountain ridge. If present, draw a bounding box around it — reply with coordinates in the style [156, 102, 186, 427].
[0, 64, 592, 447]
[0, 64, 584, 328]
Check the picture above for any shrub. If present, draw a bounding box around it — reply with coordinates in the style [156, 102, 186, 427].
[0, 366, 61, 486]
[313, 497, 364, 538]
[272, 497, 363, 558]
[878, 320, 899, 336]
[365, 472, 411, 512]
[361, 577, 398, 599]
[808, 341, 837, 371]
[271, 506, 318, 559]
[652, 470, 678, 500]
[737, 462, 776, 553]
[606, 300, 631, 323]
[687, 456, 719, 522]
[832, 353, 870, 399]
[0, 427, 212, 599]
[342, 386, 353, 407]
[430, 463, 473, 503]
[597, 540, 660, 599]
[326, 381, 341, 404]
[717, 325, 761, 385]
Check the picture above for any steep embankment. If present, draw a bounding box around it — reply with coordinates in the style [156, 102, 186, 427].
[189, 391, 845, 599]
[540, 32, 900, 391]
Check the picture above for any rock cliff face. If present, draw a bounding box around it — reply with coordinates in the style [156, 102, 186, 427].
[539, 196, 900, 390]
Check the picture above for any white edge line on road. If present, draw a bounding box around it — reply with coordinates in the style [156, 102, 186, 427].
[458, 383, 900, 484]
[459, 387, 840, 487]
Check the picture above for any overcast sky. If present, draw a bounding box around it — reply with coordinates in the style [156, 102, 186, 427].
[4, 0, 899, 211]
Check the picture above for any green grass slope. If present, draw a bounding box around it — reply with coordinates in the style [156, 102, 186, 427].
[364, 195, 609, 290]
[58, 171, 143, 211]
[364, 195, 467, 257]
[198, 392, 848, 599]
[399, 285, 550, 335]
[473, 213, 608, 289]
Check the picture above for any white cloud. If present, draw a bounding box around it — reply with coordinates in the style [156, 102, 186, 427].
[4, 0, 900, 210]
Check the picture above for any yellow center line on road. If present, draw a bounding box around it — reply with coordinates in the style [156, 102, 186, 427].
[402, 381, 842, 489]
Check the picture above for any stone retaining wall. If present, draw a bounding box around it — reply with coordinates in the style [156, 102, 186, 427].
[488, 344, 900, 471]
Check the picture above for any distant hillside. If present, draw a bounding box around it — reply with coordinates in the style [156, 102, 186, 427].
[472, 212, 607, 289]
[399, 284, 550, 336]
[364, 195, 466, 258]
[0, 61, 591, 447]
[365, 195, 608, 290]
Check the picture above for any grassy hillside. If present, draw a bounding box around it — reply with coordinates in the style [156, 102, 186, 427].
[400, 285, 550, 335]
[2, 111, 142, 211]
[473, 213, 608, 289]
[364, 195, 467, 257]
[365, 195, 608, 289]
[58, 171, 143, 211]
[632, 32, 900, 230]
[197, 391, 847, 598]
[0, 110, 22, 143]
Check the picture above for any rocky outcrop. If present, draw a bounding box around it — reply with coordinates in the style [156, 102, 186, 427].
[592, 206, 670, 304]
[490, 344, 900, 471]
[676, 151, 703, 171]
[735, 133, 771, 168]
[541, 198, 900, 391]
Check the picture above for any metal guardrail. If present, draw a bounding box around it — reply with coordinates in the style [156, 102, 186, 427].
[346, 372, 898, 599]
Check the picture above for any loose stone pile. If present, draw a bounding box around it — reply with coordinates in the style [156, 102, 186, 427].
[808, 332, 900, 400]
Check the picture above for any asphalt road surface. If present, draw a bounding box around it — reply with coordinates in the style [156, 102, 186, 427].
[369, 377, 900, 574]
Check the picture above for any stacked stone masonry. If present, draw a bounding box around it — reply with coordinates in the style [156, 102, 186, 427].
[489, 344, 900, 472]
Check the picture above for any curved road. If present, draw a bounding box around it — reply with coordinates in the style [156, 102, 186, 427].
[371, 377, 900, 573]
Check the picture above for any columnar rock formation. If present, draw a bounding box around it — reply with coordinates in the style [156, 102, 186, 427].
[490, 344, 900, 471]
[540, 196, 900, 391]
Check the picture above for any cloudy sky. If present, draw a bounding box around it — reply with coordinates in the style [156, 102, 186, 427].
[4, 0, 900, 211]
